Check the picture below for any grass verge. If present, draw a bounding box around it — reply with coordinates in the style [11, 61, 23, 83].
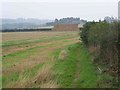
[52, 43, 97, 88]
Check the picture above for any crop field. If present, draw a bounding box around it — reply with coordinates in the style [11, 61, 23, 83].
[2, 31, 99, 88]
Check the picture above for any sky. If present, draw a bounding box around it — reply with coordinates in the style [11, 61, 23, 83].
[0, 0, 119, 21]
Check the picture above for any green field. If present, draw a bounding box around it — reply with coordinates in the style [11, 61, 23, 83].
[2, 31, 101, 88]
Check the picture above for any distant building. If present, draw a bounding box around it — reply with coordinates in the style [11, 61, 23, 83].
[52, 24, 81, 31]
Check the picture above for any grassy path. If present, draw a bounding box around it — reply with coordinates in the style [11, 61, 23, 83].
[71, 43, 97, 88]
[52, 43, 98, 88]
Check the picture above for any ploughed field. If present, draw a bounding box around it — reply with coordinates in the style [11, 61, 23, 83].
[2, 31, 98, 88]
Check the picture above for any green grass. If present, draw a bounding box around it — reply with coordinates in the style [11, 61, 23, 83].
[2, 42, 114, 88]
[2, 34, 77, 47]
[0, 75, 2, 89]
[52, 49, 77, 87]
[3, 46, 44, 67]
[3, 46, 44, 59]
[52, 43, 98, 88]
[74, 44, 97, 88]
[2, 72, 20, 87]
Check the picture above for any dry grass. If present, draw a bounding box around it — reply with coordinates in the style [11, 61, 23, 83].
[6, 72, 29, 88]
[3, 55, 46, 75]
[2, 31, 79, 88]
[2, 32, 78, 56]
[3, 40, 78, 74]
[40, 80, 58, 88]
[58, 50, 67, 60]
[33, 65, 53, 85]
[2, 31, 78, 42]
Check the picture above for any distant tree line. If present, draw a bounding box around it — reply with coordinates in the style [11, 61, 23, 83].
[1, 23, 43, 30]
[1, 28, 52, 32]
[1, 18, 53, 30]
[46, 17, 87, 26]
[80, 20, 119, 87]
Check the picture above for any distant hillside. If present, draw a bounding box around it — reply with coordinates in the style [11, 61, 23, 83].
[0, 18, 53, 30]
[46, 17, 87, 26]
[0, 17, 87, 31]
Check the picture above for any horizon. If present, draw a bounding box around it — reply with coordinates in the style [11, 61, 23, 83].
[1, 1, 118, 21]
[0, 16, 117, 22]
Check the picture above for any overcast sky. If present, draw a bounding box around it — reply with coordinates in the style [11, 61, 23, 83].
[0, 0, 119, 21]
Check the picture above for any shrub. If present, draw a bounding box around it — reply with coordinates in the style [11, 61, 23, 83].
[80, 21, 119, 87]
